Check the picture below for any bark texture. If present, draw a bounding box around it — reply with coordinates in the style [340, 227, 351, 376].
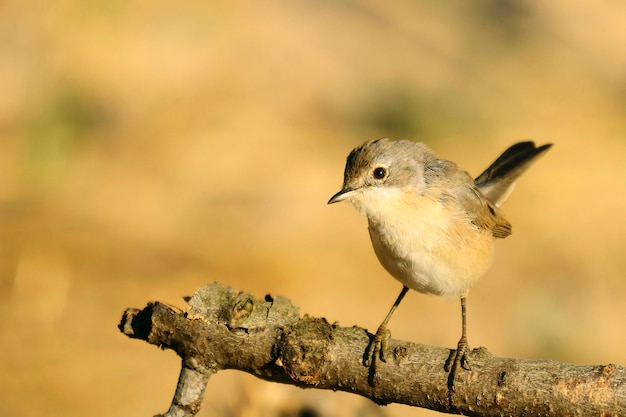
[119, 282, 626, 417]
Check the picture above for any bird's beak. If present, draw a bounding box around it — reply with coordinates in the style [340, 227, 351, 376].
[327, 188, 355, 204]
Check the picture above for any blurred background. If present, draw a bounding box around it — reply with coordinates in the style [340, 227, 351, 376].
[1, 1, 625, 416]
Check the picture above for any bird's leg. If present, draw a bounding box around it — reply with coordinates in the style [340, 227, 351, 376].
[445, 294, 471, 391]
[365, 286, 409, 368]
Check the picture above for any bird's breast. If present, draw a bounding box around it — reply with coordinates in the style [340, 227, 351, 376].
[363, 192, 495, 297]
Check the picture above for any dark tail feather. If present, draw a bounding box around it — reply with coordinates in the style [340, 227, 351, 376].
[475, 141, 552, 206]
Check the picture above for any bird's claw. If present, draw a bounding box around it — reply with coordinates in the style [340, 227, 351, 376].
[445, 336, 471, 392]
[364, 325, 392, 387]
[365, 325, 391, 366]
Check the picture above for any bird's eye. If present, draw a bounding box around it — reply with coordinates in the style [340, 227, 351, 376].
[372, 166, 387, 180]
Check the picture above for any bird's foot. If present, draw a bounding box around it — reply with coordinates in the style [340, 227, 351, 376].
[364, 325, 391, 385]
[444, 335, 471, 392]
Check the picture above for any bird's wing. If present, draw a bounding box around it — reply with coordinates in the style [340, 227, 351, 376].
[424, 159, 512, 239]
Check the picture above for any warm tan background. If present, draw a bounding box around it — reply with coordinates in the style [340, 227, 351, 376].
[1, 1, 625, 416]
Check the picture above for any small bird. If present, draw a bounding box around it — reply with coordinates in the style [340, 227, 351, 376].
[328, 139, 552, 388]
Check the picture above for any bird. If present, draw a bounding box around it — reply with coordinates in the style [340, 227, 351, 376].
[328, 139, 552, 389]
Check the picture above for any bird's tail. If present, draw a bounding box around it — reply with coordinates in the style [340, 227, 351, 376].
[475, 141, 552, 207]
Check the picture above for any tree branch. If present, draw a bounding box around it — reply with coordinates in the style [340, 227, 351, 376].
[118, 282, 626, 417]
